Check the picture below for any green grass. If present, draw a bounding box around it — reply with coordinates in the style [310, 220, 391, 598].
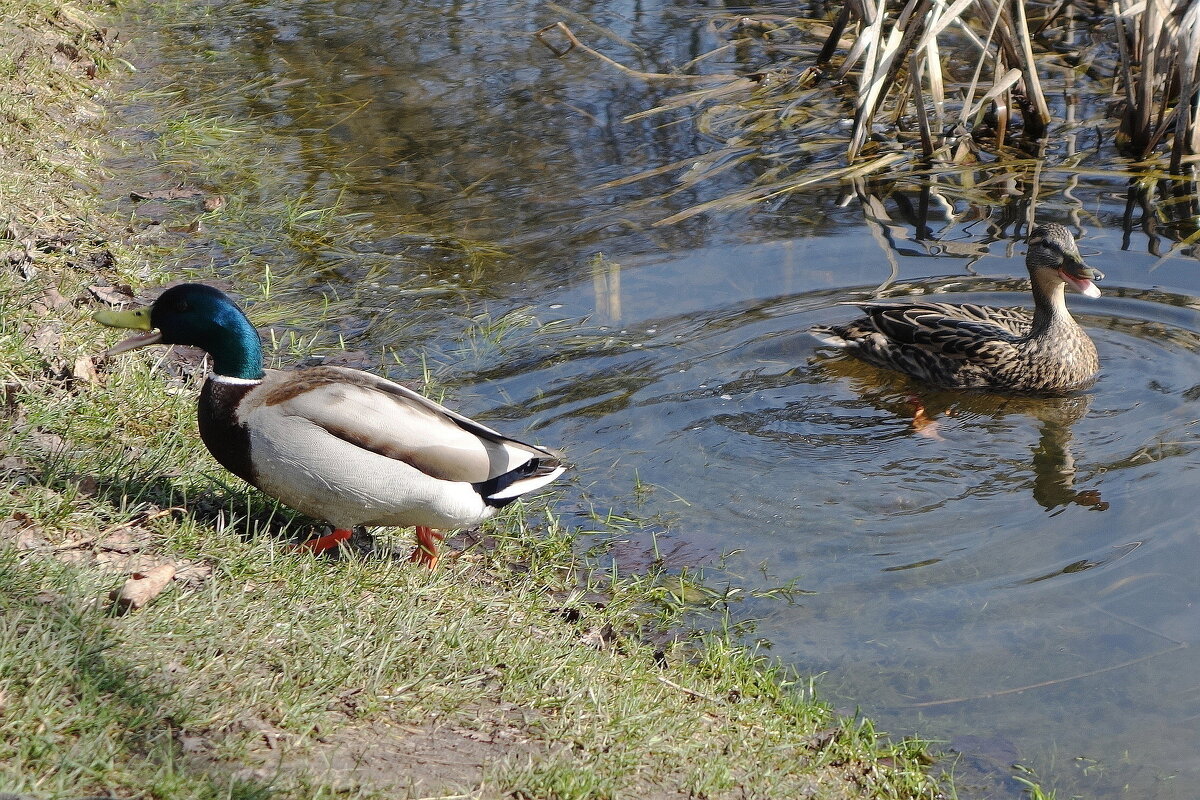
[0, 1, 956, 798]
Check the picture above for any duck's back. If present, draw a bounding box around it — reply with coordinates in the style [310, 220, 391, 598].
[812, 300, 1097, 392]
[207, 365, 564, 530]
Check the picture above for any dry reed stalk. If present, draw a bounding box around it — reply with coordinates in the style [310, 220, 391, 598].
[1114, 0, 1200, 173]
[535, 21, 737, 84]
[534, 1, 1200, 226]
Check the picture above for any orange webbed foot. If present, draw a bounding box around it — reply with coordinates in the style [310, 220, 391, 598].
[909, 397, 944, 441]
[409, 526, 445, 569]
[290, 527, 353, 554]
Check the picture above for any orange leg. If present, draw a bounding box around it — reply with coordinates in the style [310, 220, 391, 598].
[409, 526, 445, 569]
[291, 527, 353, 553]
[909, 397, 944, 441]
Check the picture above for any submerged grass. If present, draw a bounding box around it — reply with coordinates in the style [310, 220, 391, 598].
[0, 1, 952, 798]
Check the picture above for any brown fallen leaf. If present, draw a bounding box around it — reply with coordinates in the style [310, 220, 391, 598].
[88, 284, 135, 306]
[28, 428, 66, 453]
[72, 355, 98, 384]
[0, 516, 44, 551]
[97, 526, 152, 554]
[31, 324, 61, 356]
[34, 286, 70, 312]
[203, 195, 225, 212]
[0, 456, 27, 473]
[174, 561, 213, 588]
[111, 564, 176, 612]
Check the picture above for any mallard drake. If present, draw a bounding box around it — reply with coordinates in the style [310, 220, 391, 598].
[94, 283, 567, 567]
[810, 223, 1104, 393]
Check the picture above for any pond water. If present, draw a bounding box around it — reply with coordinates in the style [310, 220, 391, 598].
[112, 2, 1200, 797]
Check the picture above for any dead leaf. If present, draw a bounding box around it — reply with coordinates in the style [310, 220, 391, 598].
[178, 734, 208, 755]
[0, 516, 43, 550]
[28, 429, 66, 453]
[31, 324, 60, 356]
[71, 355, 98, 384]
[110, 564, 176, 612]
[0, 456, 27, 473]
[174, 561, 213, 587]
[88, 283, 134, 306]
[203, 195, 225, 212]
[95, 551, 163, 573]
[34, 286, 70, 312]
[97, 526, 151, 553]
[51, 535, 95, 552]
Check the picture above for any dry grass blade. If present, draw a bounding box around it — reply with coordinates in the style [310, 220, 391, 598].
[542, 2, 1200, 226]
[849, 0, 933, 160]
[1011, 0, 1049, 127]
[964, 67, 1021, 124]
[536, 21, 737, 84]
[909, 51, 934, 159]
[652, 153, 905, 226]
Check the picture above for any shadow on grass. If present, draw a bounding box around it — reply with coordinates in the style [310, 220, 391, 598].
[24, 439, 434, 569]
[0, 548, 281, 799]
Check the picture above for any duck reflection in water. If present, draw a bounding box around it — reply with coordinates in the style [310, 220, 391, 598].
[811, 358, 1107, 512]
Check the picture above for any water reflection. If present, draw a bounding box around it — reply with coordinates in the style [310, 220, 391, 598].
[1121, 178, 1200, 257]
[811, 356, 1107, 512]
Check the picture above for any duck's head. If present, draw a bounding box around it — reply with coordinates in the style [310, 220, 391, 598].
[1027, 223, 1103, 299]
[94, 283, 264, 379]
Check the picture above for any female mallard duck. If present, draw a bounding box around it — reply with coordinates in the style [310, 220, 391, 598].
[94, 283, 567, 567]
[810, 223, 1104, 393]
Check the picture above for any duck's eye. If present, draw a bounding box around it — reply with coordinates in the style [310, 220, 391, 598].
[173, 299, 190, 313]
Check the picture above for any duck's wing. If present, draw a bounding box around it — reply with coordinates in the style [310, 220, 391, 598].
[940, 302, 1032, 336]
[252, 366, 564, 489]
[852, 301, 1022, 363]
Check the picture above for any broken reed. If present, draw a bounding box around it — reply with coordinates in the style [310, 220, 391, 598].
[1113, 0, 1200, 172]
[842, 0, 1191, 169]
[540, 1, 1200, 174]
[784, 0, 1200, 170]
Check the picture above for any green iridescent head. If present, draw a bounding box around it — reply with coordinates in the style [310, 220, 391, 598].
[94, 283, 265, 380]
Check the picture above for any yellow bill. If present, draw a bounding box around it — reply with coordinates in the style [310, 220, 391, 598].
[94, 307, 164, 355]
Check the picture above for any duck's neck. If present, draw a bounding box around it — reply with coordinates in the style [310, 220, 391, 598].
[1029, 271, 1073, 337]
[206, 318, 266, 381]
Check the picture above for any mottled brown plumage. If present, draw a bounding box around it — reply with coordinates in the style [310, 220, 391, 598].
[810, 224, 1103, 393]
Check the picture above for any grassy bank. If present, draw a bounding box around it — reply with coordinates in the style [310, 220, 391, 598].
[0, 3, 947, 799]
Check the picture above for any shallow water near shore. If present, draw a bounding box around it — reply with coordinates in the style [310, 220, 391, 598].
[110, 2, 1200, 797]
